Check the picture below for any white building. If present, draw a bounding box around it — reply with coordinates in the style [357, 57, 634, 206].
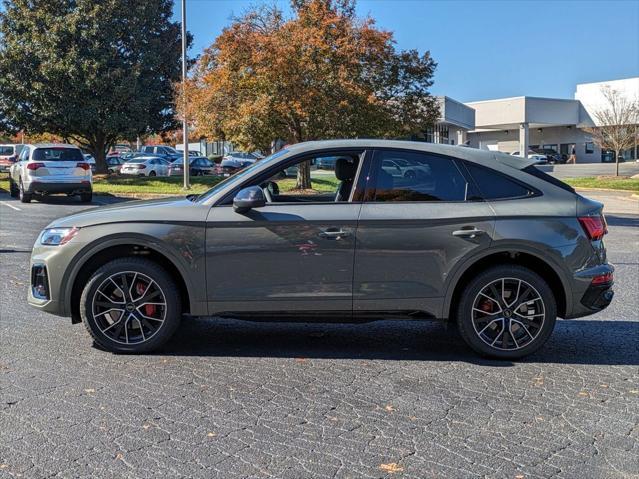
[464, 77, 638, 163]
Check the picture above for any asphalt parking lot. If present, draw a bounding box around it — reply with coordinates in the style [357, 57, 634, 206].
[0, 192, 637, 478]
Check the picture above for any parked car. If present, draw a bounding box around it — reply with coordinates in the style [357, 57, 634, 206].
[139, 145, 181, 162]
[8, 143, 92, 203]
[315, 156, 339, 169]
[220, 152, 260, 172]
[27, 140, 613, 358]
[168, 157, 216, 177]
[120, 156, 170, 177]
[511, 149, 562, 164]
[0, 144, 24, 172]
[82, 154, 97, 173]
[106, 155, 126, 174]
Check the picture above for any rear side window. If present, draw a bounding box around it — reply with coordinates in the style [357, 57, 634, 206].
[370, 150, 469, 202]
[522, 165, 575, 193]
[465, 163, 535, 200]
[0, 146, 14, 155]
[33, 147, 83, 162]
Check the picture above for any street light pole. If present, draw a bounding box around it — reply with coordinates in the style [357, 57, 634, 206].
[181, 0, 190, 189]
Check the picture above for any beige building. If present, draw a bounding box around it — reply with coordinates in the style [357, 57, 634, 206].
[464, 77, 639, 163]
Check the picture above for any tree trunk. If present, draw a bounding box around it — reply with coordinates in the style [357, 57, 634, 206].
[90, 134, 108, 174]
[616, 150, 621, 177]
[296, 160, 312, 190]
[291, 126, 312, 190]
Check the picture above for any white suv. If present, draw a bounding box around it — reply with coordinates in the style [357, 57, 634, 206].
[8, 143, 93, 203]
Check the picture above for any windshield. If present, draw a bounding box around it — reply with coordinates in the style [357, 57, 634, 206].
[0, 146, 14, 155]
[196, 149, 289, 203]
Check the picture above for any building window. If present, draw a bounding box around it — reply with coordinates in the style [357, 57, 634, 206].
[542, 144, 558, 152]
[585, 142, 594, 154]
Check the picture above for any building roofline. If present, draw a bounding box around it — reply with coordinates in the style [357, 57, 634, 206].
[465, 95, 579, 105]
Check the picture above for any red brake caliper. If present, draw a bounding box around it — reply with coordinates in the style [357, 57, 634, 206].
[136, 282, 156, 316]
[480, 300, 493, 313]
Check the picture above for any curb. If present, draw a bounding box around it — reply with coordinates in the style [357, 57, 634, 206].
[573, 187, 639, 194]
[94, 192, 183, 200]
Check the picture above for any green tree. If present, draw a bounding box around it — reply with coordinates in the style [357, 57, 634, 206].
[0, 0, 187, 172]
[185, 0, 439, 189]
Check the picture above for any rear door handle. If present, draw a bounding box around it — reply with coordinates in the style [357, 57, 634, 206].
[452, 228, 485, 239]
[319, 228, 350, 239]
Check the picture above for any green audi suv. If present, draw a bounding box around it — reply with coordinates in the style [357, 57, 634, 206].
[28, 140, 614, 358]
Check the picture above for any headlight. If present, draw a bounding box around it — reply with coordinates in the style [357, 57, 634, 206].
[40, 227, 80, 246]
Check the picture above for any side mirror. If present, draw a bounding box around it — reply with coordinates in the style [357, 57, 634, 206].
[233, 186, 266, 213]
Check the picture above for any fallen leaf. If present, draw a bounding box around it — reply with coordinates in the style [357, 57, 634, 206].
[515, 475, 525, 479]
[578, 391, 589, 397]
[379, 463, 404, 474]
[0, 464, 7, 469]
[295, 358, 307, 363]
[115, 453, 124, 461]
[207, 432, 216, 437]
[385, 404, 395, 412]
[600, 384, 609, 388]
[532, 376, 544, 386]
[143, 424, 151, 430]
[629, 390, 639, 394]
[84, 388, 95, 394]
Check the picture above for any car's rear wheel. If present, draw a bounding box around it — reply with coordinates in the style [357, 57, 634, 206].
[80, 258, 182, 353]
[80, 191, 92, 203]
[456, 265, 556, 359]
[18, 179, 32, 203]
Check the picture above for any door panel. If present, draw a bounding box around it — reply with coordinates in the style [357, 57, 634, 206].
[353, 148, 495, 318]
[206, 203, 361, 314]
[354, 203, 494, 316]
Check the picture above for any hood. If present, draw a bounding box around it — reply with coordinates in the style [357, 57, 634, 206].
[48, 197, 209, 228]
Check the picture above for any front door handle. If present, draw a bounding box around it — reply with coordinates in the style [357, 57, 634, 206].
[319, 228, 350, 239]
[452, 228, 485, 239]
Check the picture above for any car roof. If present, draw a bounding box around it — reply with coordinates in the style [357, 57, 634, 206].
[284, 139, 538, 170]
[29, 143, 80, 149]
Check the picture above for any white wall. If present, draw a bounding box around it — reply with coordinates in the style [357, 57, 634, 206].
[575, 77, 639, 126]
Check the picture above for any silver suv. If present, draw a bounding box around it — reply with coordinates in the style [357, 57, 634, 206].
[9, 143, 93, 203]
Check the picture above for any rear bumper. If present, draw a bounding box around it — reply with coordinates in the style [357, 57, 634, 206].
[27, 181, 92, 194]
[565, 263, 615, 319]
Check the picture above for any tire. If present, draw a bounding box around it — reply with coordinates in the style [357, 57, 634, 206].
[9, 178, 19, 198]
[456, 265, 556, 359]
[18, 179, 32, 203]
[149, 170, 156, 177]
[80, 257, 182, 353]
[80, 191, 93, 203]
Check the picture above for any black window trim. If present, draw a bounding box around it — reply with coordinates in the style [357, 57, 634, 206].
[362, 147, 480, 204]
[216, 147, 371, 207]
[458, 160, 542, 201]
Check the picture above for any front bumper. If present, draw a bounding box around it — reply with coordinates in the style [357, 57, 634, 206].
[28, 239, 88, 317]
[27, 181, 92, 195]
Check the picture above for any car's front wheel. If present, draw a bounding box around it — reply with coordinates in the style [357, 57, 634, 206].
[456, 265, 556, 359]
[80, 258, 182, 353]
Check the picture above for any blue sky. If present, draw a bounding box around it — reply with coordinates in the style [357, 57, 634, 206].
[173, 0, 639, 102]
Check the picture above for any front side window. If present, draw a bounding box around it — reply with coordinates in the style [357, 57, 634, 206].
[465, 162, 535, 200]
[369, 150, 469, 202]
[249, 152, 361, 203]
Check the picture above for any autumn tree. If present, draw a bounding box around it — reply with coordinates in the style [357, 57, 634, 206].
[0, 0, 187, 173]
[184, 0, 439, 189]
[584, 87, 639, 176]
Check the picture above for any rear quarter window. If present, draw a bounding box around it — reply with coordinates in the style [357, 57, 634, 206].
[464, 162, 536, 200]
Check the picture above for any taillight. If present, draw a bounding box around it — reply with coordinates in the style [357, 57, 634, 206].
[591, 272, 613, 285]
[76, 162, 90, 170]
[26, 162, 45, 171]
[137, 164, 146, 169]
[578, 215, 607, 241]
